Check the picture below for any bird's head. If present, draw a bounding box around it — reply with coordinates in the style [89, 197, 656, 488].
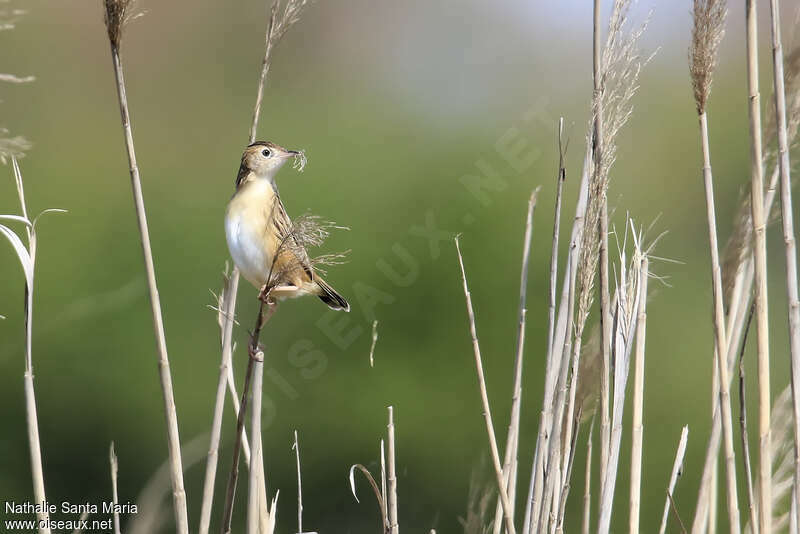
[236, 141, 302, 187]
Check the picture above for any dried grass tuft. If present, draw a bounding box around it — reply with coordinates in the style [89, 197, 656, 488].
[689, 0, 727, 114]
[102, 0, 139, 50]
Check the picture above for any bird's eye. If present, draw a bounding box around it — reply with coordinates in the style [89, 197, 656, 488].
[261, 148, 272, 158]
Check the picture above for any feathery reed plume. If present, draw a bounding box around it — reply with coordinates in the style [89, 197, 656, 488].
[745, 2, 772, 532]
[461, 467, 493, 534]
[580, 5, 650, 489]
[690, 0, 727, 114]
[660, 427, 690, 534]
[454, 236, 516, 534]
[101, 1, 189, 531]
[746, 387, 796, 532]
[491, 187, 540, 534]
[110, 443, 121, 534]
[766, 0, 800, 519]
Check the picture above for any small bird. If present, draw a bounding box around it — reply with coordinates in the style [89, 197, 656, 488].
[225, 141, 350, 311]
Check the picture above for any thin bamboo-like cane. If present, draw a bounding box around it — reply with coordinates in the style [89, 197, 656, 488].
[110, 443, 121, 534]
[745, 3, 772, 533]
[293, 430, 304, 533]
[246, 350, 265, 534]
[593, 0, 612, 495]
[106, 39, 189, 534]
[699, 108, 741, 533]
[455, 237, 516, 534]
[659, 426, 690, 534]
[629, 257, 649, 534]
[767, 0, 800, 519]
[492, 187, 540, 534]
[387, 406, 399, 534]
[737, 307, 758, 534]
[582, 421, 595, 534]
[12, 157, 51, 534]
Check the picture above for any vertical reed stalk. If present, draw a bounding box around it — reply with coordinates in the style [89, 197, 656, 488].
[660, 427, 690, 534]
[745, 3, 772, 532]
[629, 257, 649, 534]
[699, 110, 741, 533]
[293, 430, 303, 533]
[246, 350, 265, 534]
[492, 187, 540, 534]
[110, 443, 121, 534]
[102, 3, 189, 530]
[593, 0, 612, 492]
[767, 0, 800, 518]
[387, 406, 399, 534]
[455, 237, 516, 534]
[582, 422, 594, 534]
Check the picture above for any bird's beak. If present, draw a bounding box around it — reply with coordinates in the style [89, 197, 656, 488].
[285, 150, 301, 157]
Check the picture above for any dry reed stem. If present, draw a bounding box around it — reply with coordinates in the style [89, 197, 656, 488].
[492, 187, 540, 534]
[659, 426, 689, 534]
[593, 0, 612, 493]
[293, 430, 303, 533]
[629, 257, 649, 534]
[110, 443, 121, 534]
[102, 3, 189, 530]
[767, 0, 800, 519]
[699, 109, 741, 534]
[737, 307, 758, 534]
[745, 2, 772, 532]
[454, 237, 516, 534]
[220, 299, 278, 534]
[7, 158, 52, 534]
[246, 350, 265, 534]
[581, 421, 594, 534]
[387, 406, 399, 534]
[199, 269, 240, 534]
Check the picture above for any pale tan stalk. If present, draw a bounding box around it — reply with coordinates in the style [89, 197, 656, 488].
[700, 111, 741, 534]
[102, 5, 189, 529]
[455, 237, 516, 534]
[593, 0, 612, 491]
[745, 2, 772, 532]
[246, 350, 265, 534]
[582, 421, 594, 534]
[12, 164, 51, 534]
[767, 0, 800, 517]
[660, 426, 690, 534]
[492, 187, 540, 534]
[199, 271, 240, 534]
[293, 430, 303, 533]
[387, 406, 399, 534]
[110, 443, 121, 534]
[629, 257, 649, 534]
[737, 311, 758, 534]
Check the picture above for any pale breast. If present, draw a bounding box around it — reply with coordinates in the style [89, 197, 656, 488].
[224, 182, 278, 289]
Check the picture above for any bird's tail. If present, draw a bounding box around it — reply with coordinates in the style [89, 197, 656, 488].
[315, 277, 350, 312]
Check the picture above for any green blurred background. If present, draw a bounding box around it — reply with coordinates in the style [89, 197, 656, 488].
[2, 0, 800, 532]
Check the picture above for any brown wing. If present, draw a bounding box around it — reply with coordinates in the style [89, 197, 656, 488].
[267, 193, 315, 284]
